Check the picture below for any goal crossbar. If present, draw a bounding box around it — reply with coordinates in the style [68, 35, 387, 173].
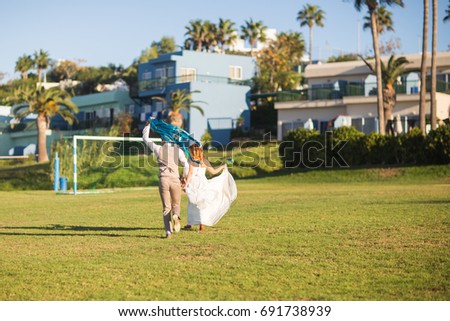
[72, 135, 161, 195]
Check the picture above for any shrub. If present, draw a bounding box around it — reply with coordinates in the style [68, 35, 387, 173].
[330, 126, 365, 166]
[399, 127, 425, 164]
[280, 125, 449, 168]
[425, 125, 450, 164]
[280, 128, 320, 168]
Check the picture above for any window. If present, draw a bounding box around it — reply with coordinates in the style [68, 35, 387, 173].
[125, 104, 135, 114]
[154, 101, 163, 112]
[143, 105, 151, 113]
[180, 68, 197, 83]
[142, 71, 152, 80]
[229, 66, 242, 80]
[155, 68, 166, 79]
[167, 66, 174, 78]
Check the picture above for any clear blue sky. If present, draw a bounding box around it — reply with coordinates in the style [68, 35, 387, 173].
[0, 0, 449, 84]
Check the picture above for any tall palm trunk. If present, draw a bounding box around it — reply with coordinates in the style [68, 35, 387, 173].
[419, 0, 429, 134]
[37, 114, 49, 162]
[383, 84, 396, 135]
[370, 9, 385, 135]
[430, 0, 438, 129]
[309, 26, 313, 65]
[37, 68, 42, 83]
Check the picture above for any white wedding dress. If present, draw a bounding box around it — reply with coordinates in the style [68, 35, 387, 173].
[185, 166, 237, 226]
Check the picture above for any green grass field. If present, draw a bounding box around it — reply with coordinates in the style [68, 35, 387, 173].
[0, 166, 449, 300]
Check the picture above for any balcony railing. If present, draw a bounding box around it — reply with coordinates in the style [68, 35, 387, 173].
[275, 79, 450, 103]
[139, 75, 252, 92]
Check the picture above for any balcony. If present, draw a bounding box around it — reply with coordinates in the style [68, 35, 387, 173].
[275, 79, 450, 103]
[138, 75, 252, 93]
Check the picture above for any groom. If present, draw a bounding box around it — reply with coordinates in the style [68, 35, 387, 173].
[142, 121, 189, 238]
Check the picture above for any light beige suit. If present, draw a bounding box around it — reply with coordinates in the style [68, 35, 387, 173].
[143, 125, 188, 235]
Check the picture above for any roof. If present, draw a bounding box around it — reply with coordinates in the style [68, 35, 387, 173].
[304, 52, 450, 79]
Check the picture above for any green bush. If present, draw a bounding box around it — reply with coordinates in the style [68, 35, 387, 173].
[281, 125, 450, 168]
[280, 128, 320, 167]
[330, 126, 365, 166]
[399, 127, 425, 164]
[425, 125, 450, 164]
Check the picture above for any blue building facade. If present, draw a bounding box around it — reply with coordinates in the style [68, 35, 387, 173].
[137, 50, 255, 145]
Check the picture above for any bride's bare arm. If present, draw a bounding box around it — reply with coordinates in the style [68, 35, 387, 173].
[204, 159, 226, 175]
[184, 161, 195, 187]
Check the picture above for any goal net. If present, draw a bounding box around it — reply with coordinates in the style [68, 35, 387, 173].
[52, 134, 161, 194]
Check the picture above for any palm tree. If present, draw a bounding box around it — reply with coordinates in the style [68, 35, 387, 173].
[34, 49, 50, 83]
[240, 19, 267, 54]
[217, 18, 237, 53]
[363, 6, 394, 34]
[15, 54, 34, 79]
[185, 19, 206, 51]
[444, 2, 450, 22]
[352, 0, 404, 135]
[297, 4, 325, 65]
[430, 0, 438, 129]
[419, 0, 428, 134]
[202, 20, 218, 52]
[12, 86, 78, 162]
[153, 89, 205, 128]
[362, 55, 409, 135]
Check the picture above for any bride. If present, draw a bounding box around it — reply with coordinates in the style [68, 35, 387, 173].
[183, 143, 237, 231]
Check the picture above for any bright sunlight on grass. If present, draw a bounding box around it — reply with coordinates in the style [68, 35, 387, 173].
[0, 166, 449, 300]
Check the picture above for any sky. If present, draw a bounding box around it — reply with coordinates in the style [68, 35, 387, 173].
[0, 0, 449, 84]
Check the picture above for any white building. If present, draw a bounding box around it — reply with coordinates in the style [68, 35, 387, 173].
[275, 52, 450, 139]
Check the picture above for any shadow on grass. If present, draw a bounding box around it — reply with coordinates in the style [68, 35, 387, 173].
[232, 163, 449, 181]
[0, 224, 163, 238]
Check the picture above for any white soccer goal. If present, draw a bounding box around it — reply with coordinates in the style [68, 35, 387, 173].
[72, 135, 161, 194]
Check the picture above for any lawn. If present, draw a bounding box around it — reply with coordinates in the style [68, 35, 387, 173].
[0, 166, 449, 300]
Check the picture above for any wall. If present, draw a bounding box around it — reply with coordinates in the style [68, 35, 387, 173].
[173, 51, 255, 80]
[190, 82, 251, 145]
[0, 129, 62, 156]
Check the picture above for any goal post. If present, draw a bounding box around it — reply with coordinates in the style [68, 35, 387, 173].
[72, 135, 161, 194]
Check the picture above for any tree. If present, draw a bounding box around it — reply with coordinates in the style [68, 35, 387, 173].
[363, 55, 409, 135]
[15, 54, 34, 79]
[11, 86, 78, 162]
[34, 49, 50, 83]
[256, 32, 305, 92]
[185, 19, 206, 51]
[139, 36, 176, 63]
[351, 0, 404, 135]
[157, 36, 176, 54]
[363, 6, 394, 34]
[217, 18, 237, 52]
[327, 53, 359, 63]
[202, 20, 218, 52]
[379, 37, 402, 55]
[419, 0, 428, 134]
[240, 19, 267, 54]
[297, 4, 325, 65]
[153, 89, 205, 128]
[430, 0, 438, 130]
[444, 2, 450, 22]
[51, 59, 85, 80]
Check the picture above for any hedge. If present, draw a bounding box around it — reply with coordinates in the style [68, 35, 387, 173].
[280, 125, 450, 168]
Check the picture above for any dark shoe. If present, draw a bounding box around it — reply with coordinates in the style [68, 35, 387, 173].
[184, 225, 192, 229]
[173, 215, 181, 233]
